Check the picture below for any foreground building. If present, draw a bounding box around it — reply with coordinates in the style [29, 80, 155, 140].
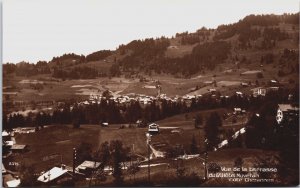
[37, 166, 72, 185]
[276, 104, 299, 125]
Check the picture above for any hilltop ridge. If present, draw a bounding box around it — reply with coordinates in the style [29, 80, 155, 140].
[4, 13, 299, 80]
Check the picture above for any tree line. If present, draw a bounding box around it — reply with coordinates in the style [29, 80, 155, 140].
[120, 41, 231, 77]
[3, 50, 112, 78]
[214, 13, 298, 41]
[149, 41, 231, 77]
[3, 86, 298, 131]
[213, 13, 298, 51]
[4, 13, 298, 79]
[52, 66, 99, 80]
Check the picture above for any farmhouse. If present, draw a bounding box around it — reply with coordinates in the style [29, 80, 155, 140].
[2, 130, 10, 137]
[268, 86, 279, 91]
[6, 178, 21, 187]
[101, 122, 109, 127]
[2, 163, 7, 174]
[233, 108, 242, 115]
[11, 144, 28, 153]
[276, 104, 299, 125]
[76, 161, 101, 176]
[4, 141, 14, 146]
[196, 94, 202, 98]
[208, 88, 217, 94]
[83, 101, 90, 105]
[182, 95, 195, 100]
[208, 88, 217, 92]
[3, 174, 21, 187]
[204, 81, 214, 85]
[37, 166, 72, 184]
[168, 45, 178, 49]
[148, 123, 159, 134]
[171, 129, 181, 134]
[252, 87, 267, 97]
[13, 127, 35, 134]
[235, 91, 243, 96]
[269, 80, 279, 86]
[241, 82, 249, 87]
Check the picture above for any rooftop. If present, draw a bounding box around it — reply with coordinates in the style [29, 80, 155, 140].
[37, 167, 68, 183]
[5, 141, 14, 146]
[2, 131, 10, 137]
[278, 104, 299, 112]
[2, 163, 7, 174]
[11, 144, 27, 150]
[76, 161, 101, 171]
[6, 179, 21, 187]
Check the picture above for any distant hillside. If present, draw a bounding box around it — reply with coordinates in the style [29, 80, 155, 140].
[3, 13, 299, 80]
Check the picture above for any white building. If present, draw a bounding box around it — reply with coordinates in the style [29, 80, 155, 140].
[76, 161, 101, 175]
[37, 167, 70, 183]
[251, 87, 266, 97]
[276, 104, 299, 125]
[148, 123, 159, 134]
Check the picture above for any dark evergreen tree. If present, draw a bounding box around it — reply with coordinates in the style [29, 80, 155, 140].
[190, 135, 198, 154]
[194, 113, 203, 129]
[110, 140, 130, 185]
[204, 112, 222, 150]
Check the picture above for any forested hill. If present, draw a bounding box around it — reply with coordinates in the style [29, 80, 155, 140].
[3, 13, 299, 79]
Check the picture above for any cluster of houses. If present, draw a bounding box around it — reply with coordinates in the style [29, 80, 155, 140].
[2, 130, 28, 156]
[2, 169, 21, 187]
[34, 159, 143, 186]
[2, 127, 42, 187]
[251, 86, 280, 97]
[2, 130, 27, 187]
[86, 92, 213, 109]
[88, 93, 179, 106]
[83, 79, 282, 107]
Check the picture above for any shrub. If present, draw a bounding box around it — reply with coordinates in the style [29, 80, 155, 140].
[256, 72, 264, 79]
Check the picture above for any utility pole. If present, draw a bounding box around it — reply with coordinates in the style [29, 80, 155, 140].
[73, 148, 77, 180]
[146, 133, 152, 184]
[60, 154, 63, 167]
[148, 143, 150, 183]
[204, 139, 208, 180]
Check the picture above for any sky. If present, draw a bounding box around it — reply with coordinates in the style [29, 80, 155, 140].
[2, 0, 299, 63]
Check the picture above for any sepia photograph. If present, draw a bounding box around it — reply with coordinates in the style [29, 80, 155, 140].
[1, 0, 299, 187]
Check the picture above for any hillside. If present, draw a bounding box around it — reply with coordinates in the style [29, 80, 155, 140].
[3, 13, 299, 105]
[3, 13, 299, 79]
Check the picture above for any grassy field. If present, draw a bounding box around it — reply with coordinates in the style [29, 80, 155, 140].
[3, 106, 283, 187]
[5, 55, 298, 100]
[4, 59, 298, 107]
[11, 125, 100, 171]
[8, 124, 151, 172]
[7, 107, 247, 173]
[156, 108, 227, 126]
[80, 148, 279, 186]
[3, 75, 138, 111]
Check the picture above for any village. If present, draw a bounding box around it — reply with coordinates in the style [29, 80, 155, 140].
[2, 76, 299, 186]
